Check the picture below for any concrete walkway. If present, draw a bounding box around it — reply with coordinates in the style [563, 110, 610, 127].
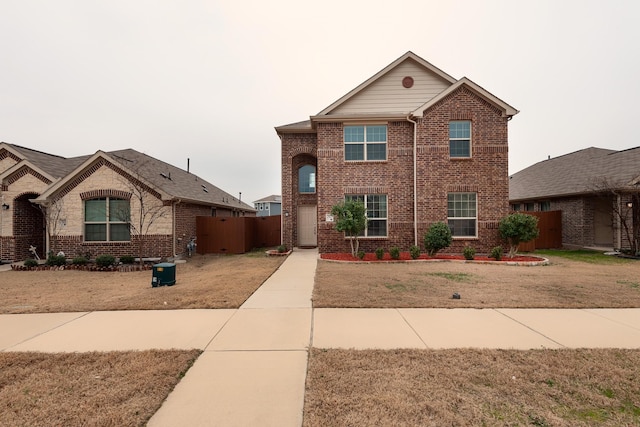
[2, 249, 640, 426]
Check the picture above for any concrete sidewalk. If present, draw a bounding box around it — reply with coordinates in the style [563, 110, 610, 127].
[2, 249, 640, 426]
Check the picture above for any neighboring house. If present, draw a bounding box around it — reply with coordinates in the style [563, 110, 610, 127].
[0, 143, 255, 262]
[509, 146, 640, 251]
[254, 195, 282, 217]
[276, 51, 518, 253]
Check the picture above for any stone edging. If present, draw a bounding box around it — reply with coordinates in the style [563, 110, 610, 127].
[318, 256, 550, 267]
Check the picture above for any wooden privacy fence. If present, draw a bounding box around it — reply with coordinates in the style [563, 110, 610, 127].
[196, 215, 281, 254]
[518, 211, 562, 252]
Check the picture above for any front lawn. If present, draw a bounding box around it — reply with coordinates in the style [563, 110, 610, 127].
[313, 252, 639, 308]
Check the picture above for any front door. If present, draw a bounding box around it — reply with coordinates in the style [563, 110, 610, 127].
[594, 197, 613, 247]
[298, 205, 317, 247]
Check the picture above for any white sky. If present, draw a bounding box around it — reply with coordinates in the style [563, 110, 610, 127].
[2, 0, 638, 205]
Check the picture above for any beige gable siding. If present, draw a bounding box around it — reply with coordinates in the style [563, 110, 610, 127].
[330, 59, 451, 115]
[59, 165, 172, 236]
[0, 157, 18, 175]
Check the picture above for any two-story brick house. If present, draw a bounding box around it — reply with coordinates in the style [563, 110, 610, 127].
[276, 51, 518, 254]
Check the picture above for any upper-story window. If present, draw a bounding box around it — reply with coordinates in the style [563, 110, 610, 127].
[299, 165, 316, 193]
[449, 121, 471, 158]
[540, 201, 551, 212]
[84, 197, 130, 242]
[344, 125, 387, 161]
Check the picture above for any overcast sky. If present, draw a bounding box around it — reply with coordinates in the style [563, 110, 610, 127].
[2, 1, 638, 205]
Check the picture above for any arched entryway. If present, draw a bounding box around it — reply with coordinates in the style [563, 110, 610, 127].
[13, 193, 45, 260]
[291, 154, 317, 248]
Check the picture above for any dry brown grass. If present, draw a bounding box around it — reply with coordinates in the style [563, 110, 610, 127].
[0, 252, 285, 314]
[304, 348, 640, 426]
[0, 349, 200, 426]
[314, 255, 640, 308]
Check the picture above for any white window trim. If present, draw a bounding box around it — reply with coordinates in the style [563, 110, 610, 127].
[447, 192, 478, 239]
[299, 164, 317, 194]
[344, 124, 388, 162]
[345, 194, 388, 238]
[84, 197, 131, 242]
[449, 121, 472, 159]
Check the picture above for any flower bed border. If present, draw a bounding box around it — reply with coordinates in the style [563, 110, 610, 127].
[320, 252, 549, 266]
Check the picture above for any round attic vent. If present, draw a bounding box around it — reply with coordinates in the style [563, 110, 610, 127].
[402, 76, 414, 88]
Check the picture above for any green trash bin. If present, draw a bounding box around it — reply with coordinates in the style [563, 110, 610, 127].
[152, 262, 176, 287]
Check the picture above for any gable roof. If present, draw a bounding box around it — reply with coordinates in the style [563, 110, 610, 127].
[277, 51, 518, 134]
[33, 148, 254, 211]
[412, 77, 519, 118]
[254, 194, 281, 203]
[1, 142, 89, 179]
[316, 51, 457, 116]
[509, 147, 640, 201]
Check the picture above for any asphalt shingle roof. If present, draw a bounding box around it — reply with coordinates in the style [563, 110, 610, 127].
[5, 144, 90, 179]
[509, 146, 640, 201]
[2, 143, 253, 211]
[107, 149, 254, 210]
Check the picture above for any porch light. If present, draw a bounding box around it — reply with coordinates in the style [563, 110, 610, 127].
[1, 203, 8, 210]
[627, 202, 633, 208]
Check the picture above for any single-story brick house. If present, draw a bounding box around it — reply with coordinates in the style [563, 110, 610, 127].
[0, 142, 255, 262]
[509, 146, 640, 251]
[276, 51, 518, 254]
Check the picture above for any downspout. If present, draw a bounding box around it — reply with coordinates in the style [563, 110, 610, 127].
[406, 115, 418, 246]
[172, 199, 181, 258]
[616, 194, 622, 250]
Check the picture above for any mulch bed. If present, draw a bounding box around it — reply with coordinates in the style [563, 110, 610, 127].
[321, 252, 543, 263]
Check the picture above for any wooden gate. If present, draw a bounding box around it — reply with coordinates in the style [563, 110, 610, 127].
[196, 215, 281, 254]
[518, 211, 562, 252]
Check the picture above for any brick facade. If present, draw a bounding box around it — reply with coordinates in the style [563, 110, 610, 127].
[280, 87, 510, 254]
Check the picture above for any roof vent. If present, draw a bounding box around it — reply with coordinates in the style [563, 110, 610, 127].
[202, 185, 208, 193]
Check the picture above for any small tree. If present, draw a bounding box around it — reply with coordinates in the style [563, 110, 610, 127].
[591, 177, 640, 255]
[499, 213, 539, 258]
[39, 197, 66, 255]
[113, 160, 170, 269]
[424, 222, 452, 257]
[331, 199, 367, 257]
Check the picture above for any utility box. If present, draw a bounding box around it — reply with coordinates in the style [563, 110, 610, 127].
[152, 262, 176, 287]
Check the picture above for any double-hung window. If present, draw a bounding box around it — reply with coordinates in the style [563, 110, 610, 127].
[449, 121, 471, 158]
[84, 198, 131, 242]
[346, 194, 387, 237]
[447, 193, 477, 237]
[344, 125, 387, 161]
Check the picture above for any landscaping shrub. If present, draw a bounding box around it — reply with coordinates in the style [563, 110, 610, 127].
[424, 222, 452, 257]
[499, 213, 539, 257]
[46, 254, 67, 266]
[357, 250, 365, 260]
[463, 246, 476, 260]
[95, 254, 116, 268]
[409, 245, 421, 260]
[490, 246, 503, 261]
[23, 259, 38, 268]
[72, 256, 89, 265]
[277, 245, 288, 253]
[375, 248, 385, 260]
[389, 247, 400, 260]
[119, 255, 135, 264]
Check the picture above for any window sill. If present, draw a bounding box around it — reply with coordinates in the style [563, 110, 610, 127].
[344, 160, 388, 164]
[343, 236, 388, 240]
[452, 236, 478, 240]
[449, 157, 473, 160]
[82, 241, 132, 244]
